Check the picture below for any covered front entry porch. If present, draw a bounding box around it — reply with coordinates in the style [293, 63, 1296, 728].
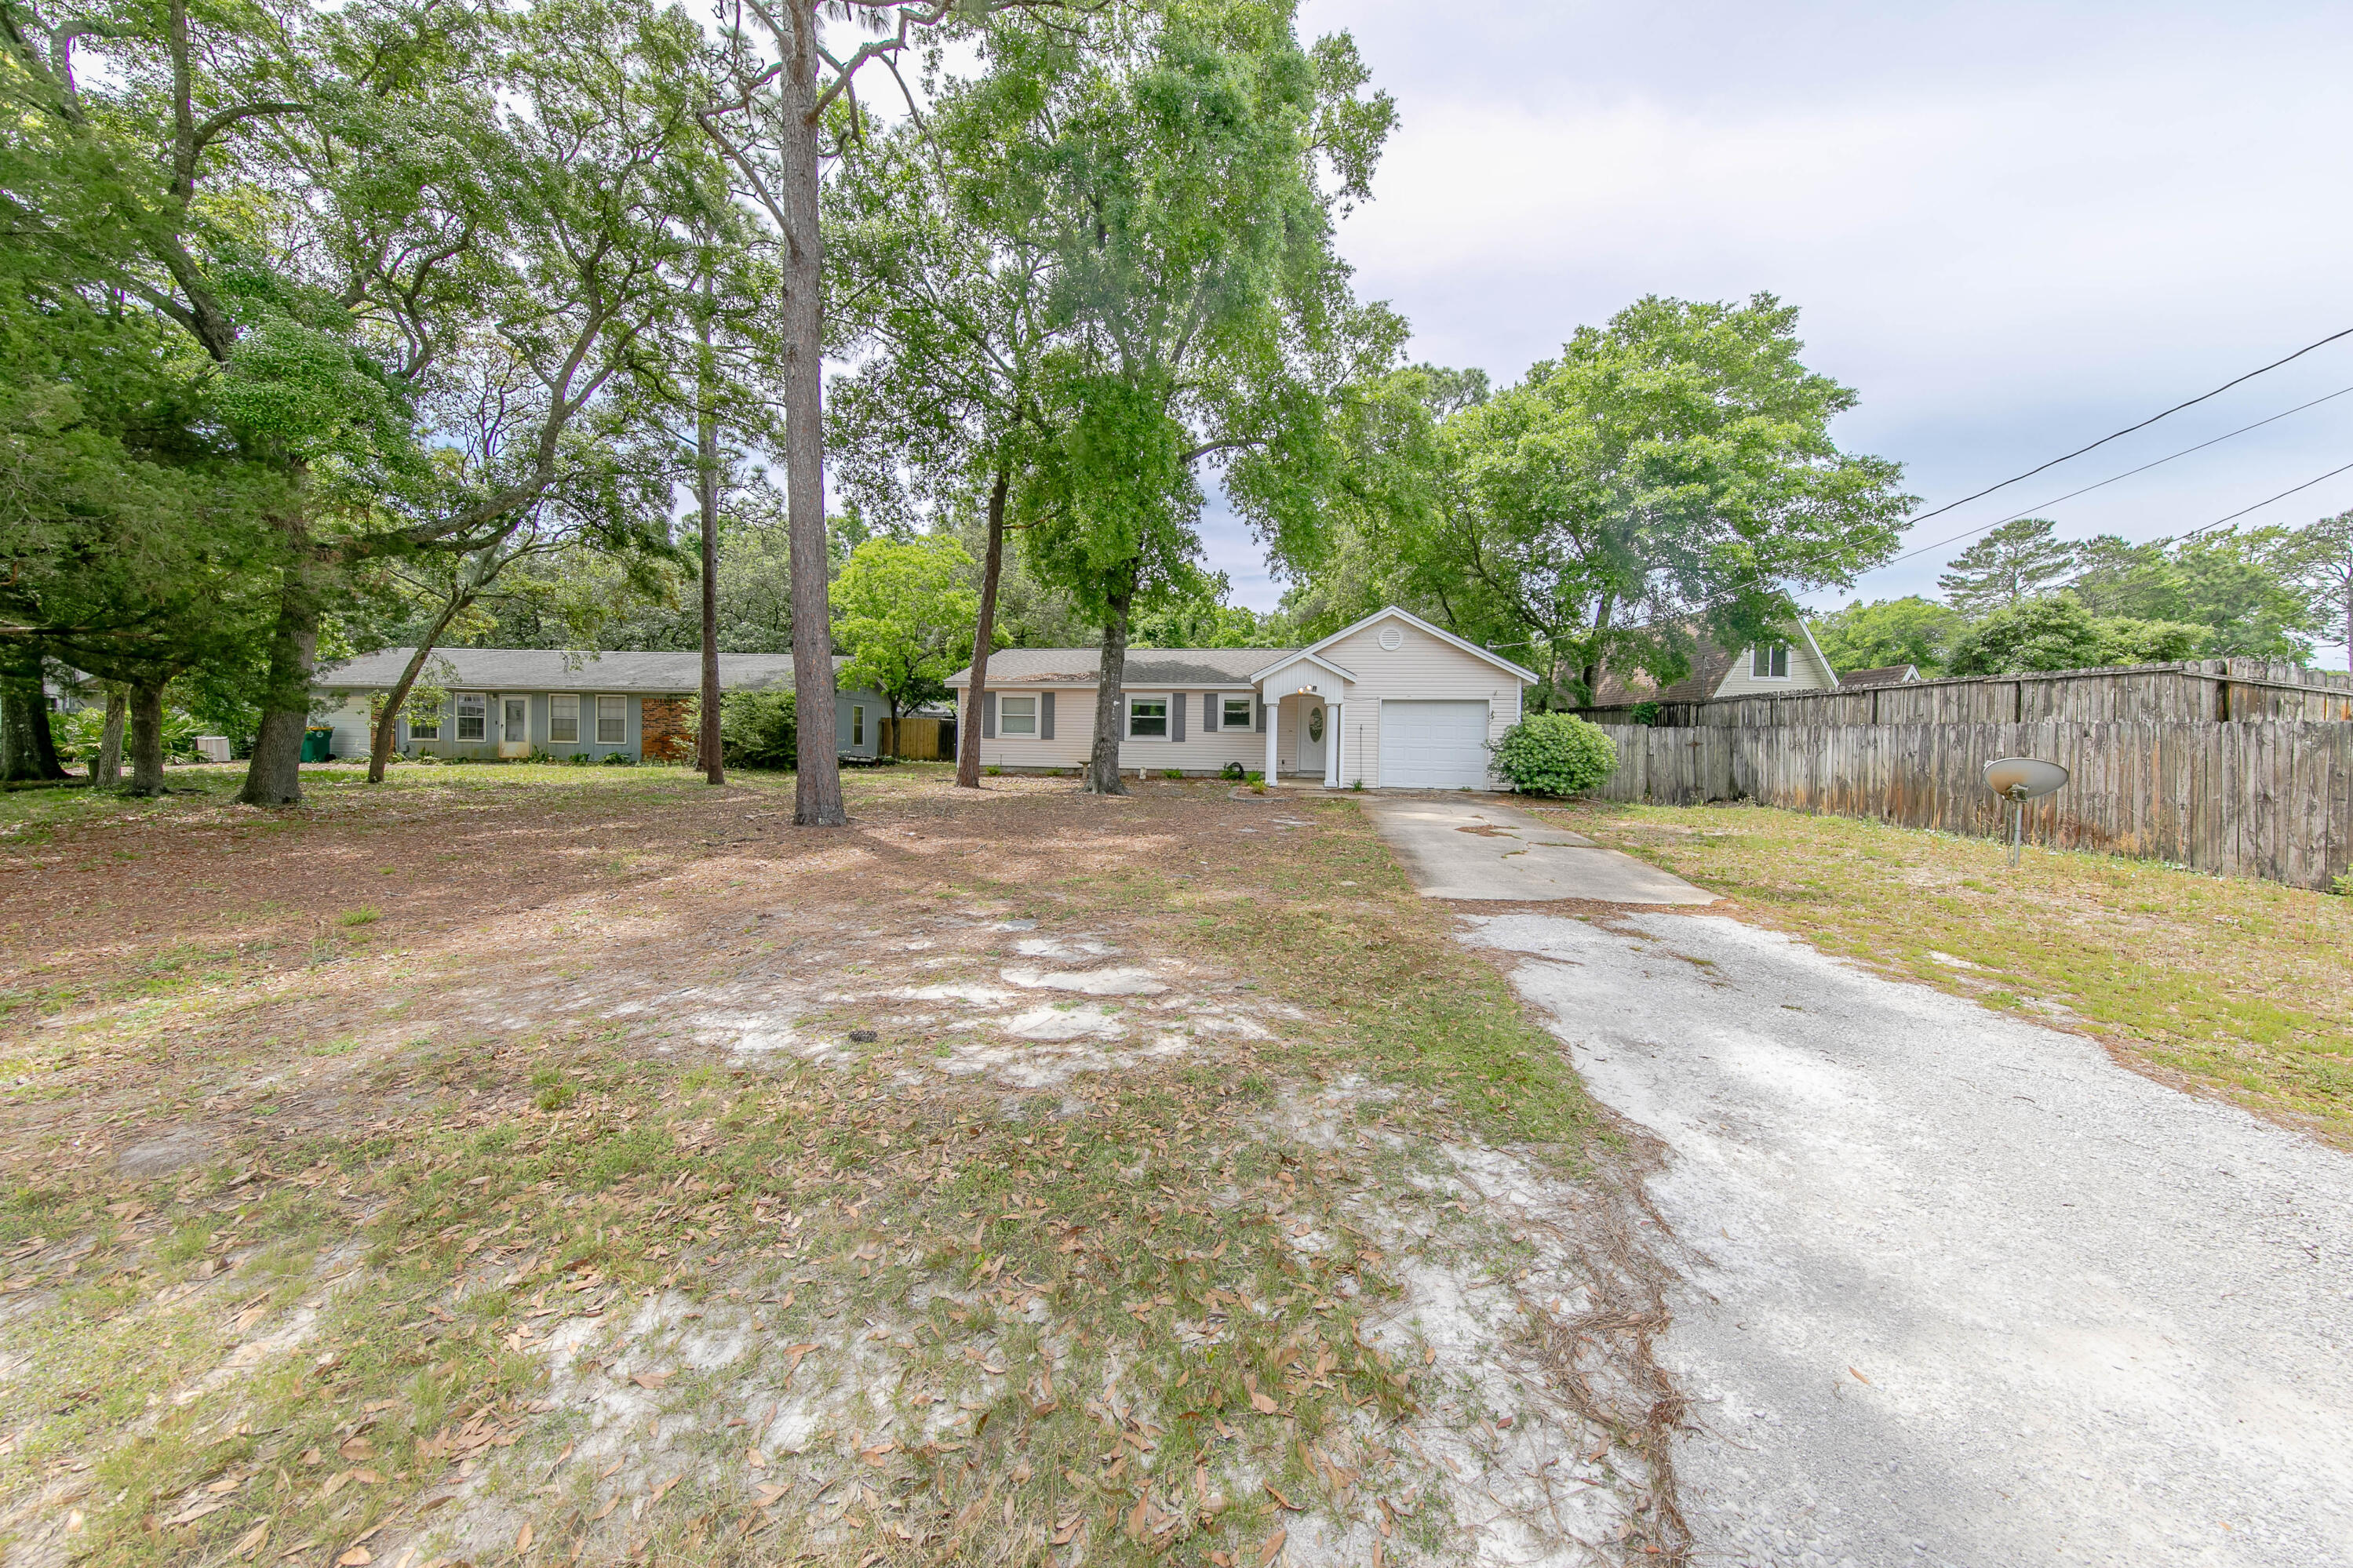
[1254, 652, 1357, 787]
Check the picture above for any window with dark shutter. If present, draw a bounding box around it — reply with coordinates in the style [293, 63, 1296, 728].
[1040, 691, 1055, 739]
[982, 691, 996, 739]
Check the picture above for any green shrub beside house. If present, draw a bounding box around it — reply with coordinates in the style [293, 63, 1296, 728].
[1490, 711, 1617, 797]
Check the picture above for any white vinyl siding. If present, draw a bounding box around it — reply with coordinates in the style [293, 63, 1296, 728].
[1714, 635, 1838, 698]
[963, 689, 1265, 775]
[596, 695, 627, 744]
[550, 693, 579, 743]
[1310, 616, 1521, 788]
[953, 613, 1528, 788]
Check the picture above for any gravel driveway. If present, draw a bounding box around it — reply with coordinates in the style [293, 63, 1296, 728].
[1464, 908, 2353, 1568]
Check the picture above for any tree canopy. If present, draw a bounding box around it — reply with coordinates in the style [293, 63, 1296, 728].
[1287, 296, 1914, 705]
[831, 535, 978, 721]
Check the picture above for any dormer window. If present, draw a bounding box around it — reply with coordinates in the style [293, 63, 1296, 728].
[1751, 644, 1790, 678]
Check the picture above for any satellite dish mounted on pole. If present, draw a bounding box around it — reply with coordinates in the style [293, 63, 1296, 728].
[1983, 757, 2068, 867]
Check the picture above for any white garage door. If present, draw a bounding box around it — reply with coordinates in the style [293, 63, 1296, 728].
[1379, 700, 1492, 789]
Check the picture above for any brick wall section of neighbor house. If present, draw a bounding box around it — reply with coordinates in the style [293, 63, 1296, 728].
[1575, 660, 2353, 891]
[640, 697, 694, 762]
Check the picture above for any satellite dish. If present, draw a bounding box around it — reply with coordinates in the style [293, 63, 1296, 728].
[1983, 757, 2067, 866]
[1983, 757, 2068, 801]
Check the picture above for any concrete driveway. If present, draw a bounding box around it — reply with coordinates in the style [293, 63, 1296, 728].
[1462, 909, 2353, 1567]
[1358, 796, 1717, 904]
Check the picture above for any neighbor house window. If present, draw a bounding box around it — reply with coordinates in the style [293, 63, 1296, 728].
[1221, 696, 1253, 729]
[549, 693, 579, 744]
[596, 695, 626, 744]
[1751, 644, 1790, 678]
[406, 703, 440, 740]
[1000, 695, 1037, 736]
[454, 693, 486, 740]
[851, 706, 866, 746]
[1128, 697, 1167, 738]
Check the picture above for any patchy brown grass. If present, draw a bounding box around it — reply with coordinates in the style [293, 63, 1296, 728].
[0, 764, 1676, 1568]
[1524, 797, 2353, 1148]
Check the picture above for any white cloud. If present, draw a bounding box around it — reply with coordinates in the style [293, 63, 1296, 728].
[1191, 2, 2353, 664]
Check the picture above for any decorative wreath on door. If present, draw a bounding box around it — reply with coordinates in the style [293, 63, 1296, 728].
[1306, 707, 1324, 743]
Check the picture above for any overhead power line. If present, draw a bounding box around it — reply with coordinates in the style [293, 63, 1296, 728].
[2175, 456, 2353, 542]
[1897, 323, 2353, 531]
[1655, 375, 2353, 627]
[1862, 380, 2353, 575]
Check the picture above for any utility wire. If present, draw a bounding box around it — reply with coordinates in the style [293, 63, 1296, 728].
[1648, 378, 2353, 628]
[2173, 456, 2353, 542]
[1896, 323, 2353, 529]
[1859, 380, 2353, 575]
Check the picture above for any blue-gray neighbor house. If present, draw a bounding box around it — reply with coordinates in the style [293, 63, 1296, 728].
[309, 649, 887, 764]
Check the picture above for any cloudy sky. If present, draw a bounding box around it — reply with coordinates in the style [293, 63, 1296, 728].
[1195, 0, 2353, 661]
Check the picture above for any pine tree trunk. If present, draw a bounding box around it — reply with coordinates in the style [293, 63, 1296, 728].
[0, 658, 66, 783]
[93, 685, 126, 785]
[368, 599, 470, 784]
[239, 572, 320, 807]
[956, 466, 1010, 790]
[126, 681, 167, 796]
[698, 286, 726, 787]
[780, 2, 842, 826]
[1084, 569, 1136, 795]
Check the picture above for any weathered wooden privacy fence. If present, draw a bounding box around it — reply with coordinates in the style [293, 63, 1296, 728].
[876, 715, 956, 761]
[1577, 660, 2353, 890]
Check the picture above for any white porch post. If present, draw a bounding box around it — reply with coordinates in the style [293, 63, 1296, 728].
[1324, 701, 1342, 788]
[1263, 693, 1279, 783]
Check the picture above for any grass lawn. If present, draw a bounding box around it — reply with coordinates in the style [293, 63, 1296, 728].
[0, 764, 1677, 1568]
[1528, 798, 2353, 1148]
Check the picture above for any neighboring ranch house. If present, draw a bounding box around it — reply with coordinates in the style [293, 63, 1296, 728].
[948, 606, 1539, 790]
[310, 649, 887, 764]
[1590, 622, 1841, 705]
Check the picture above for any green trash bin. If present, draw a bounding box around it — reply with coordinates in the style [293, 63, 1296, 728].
[302, 726, 333, 762]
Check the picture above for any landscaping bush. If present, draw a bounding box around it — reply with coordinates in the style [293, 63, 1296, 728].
[719, 689, 796, 769]
[1489, 711, 1617, 797]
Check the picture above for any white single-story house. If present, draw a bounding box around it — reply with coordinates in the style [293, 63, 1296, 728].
[946, 606, 1539, 790]
[1591, 622, 1841, 705]
[310, 649, 889, 763]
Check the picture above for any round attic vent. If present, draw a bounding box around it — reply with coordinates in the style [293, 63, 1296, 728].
[1378, 625, 1404, 651]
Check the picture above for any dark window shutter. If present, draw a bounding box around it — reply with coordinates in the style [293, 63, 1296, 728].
[982, 691, 996, 740]
[1204, 693, 1218, 731]
[1255, 698, 1266, 733]
[1171, 692, 1185, 741]
[1040, 691, 1054, 739]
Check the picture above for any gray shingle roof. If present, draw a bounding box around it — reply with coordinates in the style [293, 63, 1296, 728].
[1838, 664, 1921, 689]
[945, 646, 1292, 688]
[315, 648, 845, 694]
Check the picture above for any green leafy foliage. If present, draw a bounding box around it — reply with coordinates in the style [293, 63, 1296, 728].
[1945, 592, 2208, 675]
[1809, 596, 1966, 676]
[1936, 518, 2079, 617]
[719, 689, 796, 770]
[1489, 712, 1618, 798]
[832, 536, 978, 719]
[1290, 297, 1914, 705]
[2070, 527, 2322, 660]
